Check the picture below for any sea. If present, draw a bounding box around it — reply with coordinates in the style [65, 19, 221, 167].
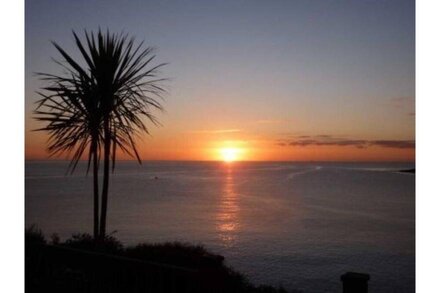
[25, 161, 415, 293]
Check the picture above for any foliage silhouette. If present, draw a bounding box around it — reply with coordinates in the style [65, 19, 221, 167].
[25, 228, 294, 293]
[25, 225, 46, 245]
[63, 233, 123, 254]
[34, 29, 166, 239]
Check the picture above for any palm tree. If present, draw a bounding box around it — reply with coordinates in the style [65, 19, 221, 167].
[34, 30, 166, 239]
[35, 75, 102, 238]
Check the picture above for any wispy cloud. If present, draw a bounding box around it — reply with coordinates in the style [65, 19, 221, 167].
[371, 140, 415, 149]
[187, 129, 242, 134]
[389, 96, 413, 106]
[278, 135, 414, 149]
[255, 119, 286, 125]
[387, 96, 415, 113]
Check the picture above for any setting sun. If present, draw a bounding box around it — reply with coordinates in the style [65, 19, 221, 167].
[219, 147, 241, 162]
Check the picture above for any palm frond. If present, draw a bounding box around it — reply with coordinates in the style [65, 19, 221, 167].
[34, 29, 167, 172]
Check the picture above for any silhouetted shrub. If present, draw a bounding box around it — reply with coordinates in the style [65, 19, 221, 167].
[50, 233, 60, 245]
[63, 233, 123, 254]
[25, 228, 296, 293]
[254, 285, 290, 293]
[25, 225, 46, 245]
[125, 241, 224, 269]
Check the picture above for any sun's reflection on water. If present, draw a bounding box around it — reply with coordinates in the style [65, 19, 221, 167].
[216, 165, 240, 247]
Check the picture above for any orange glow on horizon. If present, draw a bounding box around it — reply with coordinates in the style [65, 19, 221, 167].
[219, 147, 241, 162]
[214, 140, 249, 162]
[25, 125, 415, 162]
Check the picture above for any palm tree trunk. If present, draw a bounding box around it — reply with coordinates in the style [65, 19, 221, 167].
[92, 139, 100, 240]
[99, 119, 111, 238]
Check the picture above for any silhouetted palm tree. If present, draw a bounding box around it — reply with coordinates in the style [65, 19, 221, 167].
[35, 30, 166, 239]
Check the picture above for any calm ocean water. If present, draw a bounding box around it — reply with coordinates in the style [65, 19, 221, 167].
[26, 161, 415, 293]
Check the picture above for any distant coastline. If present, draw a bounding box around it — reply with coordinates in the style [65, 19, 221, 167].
[399, 168, 415, 174]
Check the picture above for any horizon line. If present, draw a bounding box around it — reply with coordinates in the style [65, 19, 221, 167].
[25, 158, 416, 163]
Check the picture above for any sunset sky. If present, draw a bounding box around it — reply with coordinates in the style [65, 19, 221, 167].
[25, 0, 415, 162]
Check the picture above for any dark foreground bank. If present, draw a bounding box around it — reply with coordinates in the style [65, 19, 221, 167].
[26, 226, 295, 293]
